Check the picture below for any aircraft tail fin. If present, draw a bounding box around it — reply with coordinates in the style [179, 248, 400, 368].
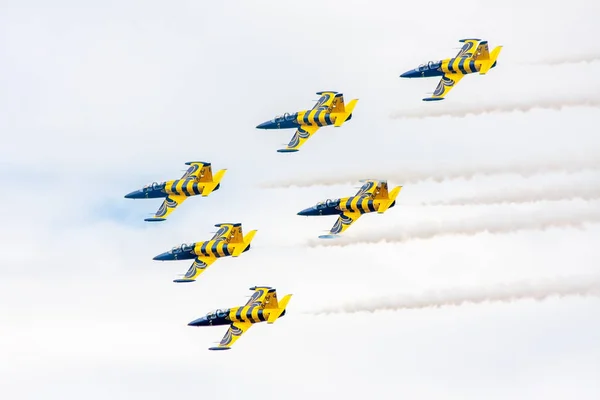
[267, 294, 293, 324]
[201, 169, 227, 196]
[333, 99, 359, 127]
[479, 45, 502, 75]
[377, 186, 402, 214]
[231, 229, 257, 257]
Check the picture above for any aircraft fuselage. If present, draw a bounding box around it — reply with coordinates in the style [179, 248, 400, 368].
[256, 108, 352, 130]
[153, 239, 248, 261]
[400, 57, 498, 78]
[187, 306, 286, 327]
[297, 195, 396, 216]
[124, 178, 220, 199]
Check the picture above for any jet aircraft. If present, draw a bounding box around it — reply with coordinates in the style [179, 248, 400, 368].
[188, 286, 292, 350]
[256, 91, 358, 153]
[152, 223, 257, 282]
[124, 161, 226, 222]
[400, 38, 503, 101]
[297, 179, 402, 238]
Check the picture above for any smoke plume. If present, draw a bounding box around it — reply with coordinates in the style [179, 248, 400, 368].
[309, 276, 600, 315]
[425, 182, 600, 206]
[390, 97, 600, 119]
[308, 205, 600, 248]
[260, 157, 600, 189]
[527, 54, 600, 66]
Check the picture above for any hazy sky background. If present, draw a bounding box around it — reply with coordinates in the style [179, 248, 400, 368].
[1, 1, 599, 399]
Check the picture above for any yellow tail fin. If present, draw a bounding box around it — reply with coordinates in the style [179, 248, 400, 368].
[473, 41, 490, 61]
[479, 46, 502, 75]
[231, 229, 257, 257]
[377, 186, 402, 214]
[333, 99, 359, 127]
[267, 294, 292, 324]
[202, 169, 227, 196]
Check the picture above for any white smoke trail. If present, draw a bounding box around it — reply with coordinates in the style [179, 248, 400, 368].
[307, 205, 600, 248]
[309, 276, 600, 315]
[526, 54, 600, 66]
[425, 182, 600, 206]
[260, 157, 600, 189]
[390, 97, 600, 119]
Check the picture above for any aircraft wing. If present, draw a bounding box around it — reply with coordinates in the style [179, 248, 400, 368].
[277, 125, 320, 153]
[174, 256, 217, 282]
[312, 91, 338, 110]
[355, 180, 380, 196]
[455, 39, 480, 58]
[180, 162, 210, 180]
[146, 194, 187, 221]
[423, 73, 465, 101]
[209, 321, 253, 350]
[243, 287, 271, 306]
[321, 211, 362, 238]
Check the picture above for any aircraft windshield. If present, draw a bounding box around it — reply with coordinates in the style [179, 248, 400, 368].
[171, 243, 194, 253]
[316, 199, 340, 209]
[418, 61, 442, 71]
[274, 112, 295, 122]
[143, 182, 165, 191]
[206, 309, 226, 319]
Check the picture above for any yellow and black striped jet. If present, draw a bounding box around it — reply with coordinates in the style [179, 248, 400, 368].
[256, 91, 358, 153]
[125, 161, 226, 222]
[188, 286, 292, 351]
[297, 179, 402, 238]
[152, 223, 257, 282]
[400, 38, 503, 101]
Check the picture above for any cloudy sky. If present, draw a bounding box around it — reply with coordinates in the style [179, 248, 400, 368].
[1, 1, 599, 399]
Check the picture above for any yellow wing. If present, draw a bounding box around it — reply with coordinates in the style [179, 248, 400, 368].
[173, 256, 217, 283]
[312, 91, 338, 110]
[320, 211, 362, 238]
[455, 39, 480, 58]
[180, 161, 212, 181]
[145, 194, 187, 221]
[209, 321, 252, 351]
[277, 125, 320, 153]
[243, 286, 273, 307]
[423, 73, 465, 101]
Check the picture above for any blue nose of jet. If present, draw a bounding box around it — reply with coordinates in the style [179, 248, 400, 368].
[297, 206, 317, 216]
[124, 189, 144, 199]
[152, 251, 174, 261]
[256, 120, 273, 129]
[400, 70, 417, 78]
[188, 316, 209, 326]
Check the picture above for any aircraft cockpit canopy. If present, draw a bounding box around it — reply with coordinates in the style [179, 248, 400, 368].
[417, 60, 442, 71]
[274, 112, 295, 122]
[206, 309, 227, 320]
[171, 243, 194, 253]
[143, 181, 166, 191]
[316, 199, 340, 209]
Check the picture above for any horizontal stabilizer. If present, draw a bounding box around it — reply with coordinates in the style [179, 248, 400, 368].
[173, 278, 196, 283]
[377, 186, 402, 214]
[333, 98, 359, 127]
[318, 234, 341, 239]
[267, 294, 293, 324]
[201, 169, 227, 196]
[479, 46, 502, 75]
[144, 217, 167, 222]
[232, 230, 257, 257]
[277, 148, 299, 153]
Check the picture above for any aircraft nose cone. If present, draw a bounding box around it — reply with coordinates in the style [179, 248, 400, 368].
[153, 251, 172, 261]
[400, 70, 413, 78]
[188, 316, 208, 326]
[124, 189, 143, 199]
[297, 207, 315, 216]
[256, 121, 271, 129]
